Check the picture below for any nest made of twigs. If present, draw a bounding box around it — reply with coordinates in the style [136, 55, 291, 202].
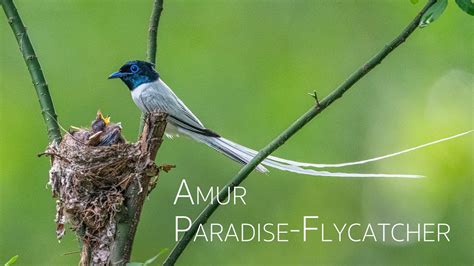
[44, 112, 168, 265]
[48, 134, 141, 264]
[45, 112, 146, 264]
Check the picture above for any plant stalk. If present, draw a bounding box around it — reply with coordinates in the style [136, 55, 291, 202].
[110, 113, 168, 265]
[1, 0, 62, 143]
[105, 1, 165, 264]
[139, 0, 164, 135]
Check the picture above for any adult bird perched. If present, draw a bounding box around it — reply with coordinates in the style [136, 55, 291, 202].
[109, 60, 471, 178]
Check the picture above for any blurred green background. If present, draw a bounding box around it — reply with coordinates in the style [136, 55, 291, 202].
[1, 0, 472, 265]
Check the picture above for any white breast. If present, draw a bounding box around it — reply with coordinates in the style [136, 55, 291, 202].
[131, 83, 149, 113]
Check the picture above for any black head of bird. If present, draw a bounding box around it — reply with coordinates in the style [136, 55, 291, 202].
[108, 60, 159, 91]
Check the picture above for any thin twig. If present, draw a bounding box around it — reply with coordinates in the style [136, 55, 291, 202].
[63, 250, 81, 256]
[1, 0, 62, 144]
[163, 1, 438, 265]
[37, 151, 70, 163]
[308, 90, 320, 107]
[139, 0, 164, 135]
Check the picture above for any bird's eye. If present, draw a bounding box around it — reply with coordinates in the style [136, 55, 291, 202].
[130, 64, 139, 73]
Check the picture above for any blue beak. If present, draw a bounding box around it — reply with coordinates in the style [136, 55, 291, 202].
[108, 71, 127, 79]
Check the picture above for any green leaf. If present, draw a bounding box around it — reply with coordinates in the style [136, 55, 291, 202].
[125, 248, 169, 266]
[410, 0, 419, 4]
[4, 255, 19, 266]
[419, 0, 448, 28]
[144, 248, 169, 266]
[455, 0, 474, 15]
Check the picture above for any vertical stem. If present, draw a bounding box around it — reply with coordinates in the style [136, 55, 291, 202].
[147, 0, 164, 64]
[110, 113, 168, 265]
[113, 2, 165, 263]
[1, 0, 62, 144]
[139, 0, 164, 135]
[163, 0, 438, 265]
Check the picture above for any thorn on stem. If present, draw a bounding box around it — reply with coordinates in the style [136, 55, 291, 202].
[26, 54, 37, 61]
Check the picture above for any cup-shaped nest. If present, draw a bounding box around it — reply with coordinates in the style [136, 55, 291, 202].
[47, 112, 140, 264]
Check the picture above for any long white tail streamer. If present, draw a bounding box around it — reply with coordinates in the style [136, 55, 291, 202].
[188, 130, 472, 179]
[264, 130, 473, 168]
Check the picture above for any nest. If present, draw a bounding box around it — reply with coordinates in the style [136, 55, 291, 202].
[44, 112, 167, 265]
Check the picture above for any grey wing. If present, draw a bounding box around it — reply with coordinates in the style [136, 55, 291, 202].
[139, 84, 220, 137]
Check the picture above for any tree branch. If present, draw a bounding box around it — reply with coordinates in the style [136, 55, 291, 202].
[147, 0, 164, 64]
[110, 113, 168, 265]
[163, 0, 438, 264]
[139, 0, 164, 135]
[1, 0, 62, 144]
[110, 0, 165, 256]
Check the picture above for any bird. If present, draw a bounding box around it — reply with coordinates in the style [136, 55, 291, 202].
[98, 123, 125, 146]
[91, 111, 126, 146]
[73, 111, 125, 146]
[108, 60, 472, 178]
[86, 111, 109, 146]
[91, 111, 110, 133]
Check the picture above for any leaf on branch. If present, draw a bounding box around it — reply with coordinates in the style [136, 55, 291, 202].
[4, 255, 19, 266]
[455, 0, 474, 15]
[144, 248, 169, 265]
[126, 248, 169, 266]
[419, 0, 448, 28]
